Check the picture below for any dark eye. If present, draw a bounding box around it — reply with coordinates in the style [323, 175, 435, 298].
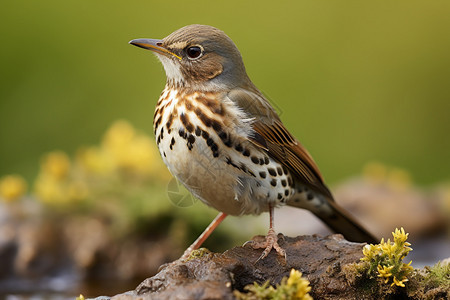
[186, 46, 202, 59]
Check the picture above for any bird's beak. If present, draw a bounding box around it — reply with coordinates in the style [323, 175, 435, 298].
[129, 38, 182, 60]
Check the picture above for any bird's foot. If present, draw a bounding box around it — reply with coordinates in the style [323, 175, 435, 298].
[246, 228, 286, 262]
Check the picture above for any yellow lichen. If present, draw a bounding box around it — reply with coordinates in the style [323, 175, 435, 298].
[40, 151, 71, 180]
[234, 268, 312, 300]
[286, 269, 313, 300]
[31, 120, 172, 205]
[362, 162, 411, 190]
[98, 120, 170, 178]
[359, 227, 413, 288]
[377, 265, 394, 283]
[76, 146, 113, 175]
[0, 174, 27, 202]
[386, 168, 411, 190]
[363, 162, 388, 184]
[185, 248, 212, 261]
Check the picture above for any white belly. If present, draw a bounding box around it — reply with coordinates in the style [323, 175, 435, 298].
[154, 89, 295, 216]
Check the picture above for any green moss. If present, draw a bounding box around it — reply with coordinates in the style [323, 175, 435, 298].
[185, 248, 212, 261]
[423, 261, 450, 290]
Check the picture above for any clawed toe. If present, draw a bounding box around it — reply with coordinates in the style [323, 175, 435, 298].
[246, 229, 286, 262]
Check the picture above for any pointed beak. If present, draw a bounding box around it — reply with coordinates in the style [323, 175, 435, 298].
[129, 38, 182, 60]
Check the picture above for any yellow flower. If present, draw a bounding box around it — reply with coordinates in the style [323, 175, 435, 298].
[67, 181, 89, 201]
[101, 120, 136, 162]
[287, 269, 303, 286]
[362, 244, 376, 259]
[393, 227, 407, 242]
[392, 276, 408, 287]
[363, 162, 388, 183]
[101, 120, 148, 171]
[387, 168, 411, 190]
[360, 228, 413, 288]
[34, 175, 67, 204]
[123, 134, 158, 174]
[402, 261, 414, 273]
[0, 175, 27, 202]
[76, 146, 113, 174]
[99, 120, 170, 178]
[287, 269, 312, 300]
[41, 151, 71, 180]
[377, 265, 394, 281]
[380, 239, 394, 257]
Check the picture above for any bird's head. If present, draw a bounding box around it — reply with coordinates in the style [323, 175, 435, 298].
[130, 24, 251, 91]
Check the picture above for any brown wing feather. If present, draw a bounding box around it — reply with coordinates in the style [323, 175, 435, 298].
[252, 121, 333, 199]
[227, 88, 333, 199]
[227, 88, 377, 242]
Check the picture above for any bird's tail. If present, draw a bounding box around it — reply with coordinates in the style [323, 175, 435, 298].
[317, 200, 378, 244]
[288, 193, 378, 244]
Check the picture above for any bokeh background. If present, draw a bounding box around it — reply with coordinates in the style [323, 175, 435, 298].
[1, 0, 450, 298]
[2, 0, 450, 184]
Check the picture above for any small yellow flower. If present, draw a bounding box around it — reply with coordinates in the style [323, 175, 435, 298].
[377, 265, 393, 278]
[287, 269, 312, 300]
[34, 175, 67, 204]
[124, 134, 158, 174]
[360, 228, 413, 288]
[363, 162, 388, 183]
[67, 181, 89, 201]
[101, 120, 153, 173]
[0, 175, 27, 202]
[101, 120, 136, 157]
[387, 168, 411, 190]
[392, 276, 408, 287]
[76, 146, 113, 174]
[392, 227, 408, 244]
[41, 151, 71, 180]
[402, 261, 414, 273]
[380, 239, 394, 257]
[287, 269, 302, 286]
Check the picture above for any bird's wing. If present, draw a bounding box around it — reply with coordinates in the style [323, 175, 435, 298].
[227, 88, 333, 199]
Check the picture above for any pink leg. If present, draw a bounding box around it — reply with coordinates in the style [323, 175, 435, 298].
[250, 204, 286, 261]
[181, 212, 227, 260]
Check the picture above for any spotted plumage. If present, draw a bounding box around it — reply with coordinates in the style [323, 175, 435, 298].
[153, 88, 294, 215]
[130, 24, 377, 261]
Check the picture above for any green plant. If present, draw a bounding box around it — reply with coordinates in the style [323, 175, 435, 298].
[359, 227, 413, 287]
[234, 269, 313, 300]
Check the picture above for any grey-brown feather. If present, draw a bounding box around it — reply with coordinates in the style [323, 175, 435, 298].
[227, 87, 377, 243]
[162, 25, 251, 90]
[147, 24, 377, 243]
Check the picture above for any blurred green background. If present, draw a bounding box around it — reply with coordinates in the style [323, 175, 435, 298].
[1, 0, 450, 185]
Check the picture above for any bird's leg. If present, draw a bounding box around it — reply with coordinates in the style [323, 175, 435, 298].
[249, 204, 286, 261]
[181, 212, 227, 260]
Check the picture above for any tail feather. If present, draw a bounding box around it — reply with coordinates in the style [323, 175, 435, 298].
[316, 200, 378, 244]
[287, 192, 378, 244]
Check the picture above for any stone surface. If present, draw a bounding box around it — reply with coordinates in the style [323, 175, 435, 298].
[108, 234, 366, 300]
[333, 178, 447, 240]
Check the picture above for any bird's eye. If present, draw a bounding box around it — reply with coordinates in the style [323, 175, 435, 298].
[186, 46, 203, 59]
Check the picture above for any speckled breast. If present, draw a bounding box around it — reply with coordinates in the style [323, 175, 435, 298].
[153, 87, 296, 216]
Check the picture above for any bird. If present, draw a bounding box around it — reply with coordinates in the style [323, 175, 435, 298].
[129, 24, 377, 261]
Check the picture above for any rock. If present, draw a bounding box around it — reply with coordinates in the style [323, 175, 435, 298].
[333, 178, 446, 240]
[107, 234, 366, 300]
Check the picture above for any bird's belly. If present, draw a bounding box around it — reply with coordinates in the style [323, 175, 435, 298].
[153, 89, 295, 215]
[159, 129, 240, 215]
[156, 123, 295, 216]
